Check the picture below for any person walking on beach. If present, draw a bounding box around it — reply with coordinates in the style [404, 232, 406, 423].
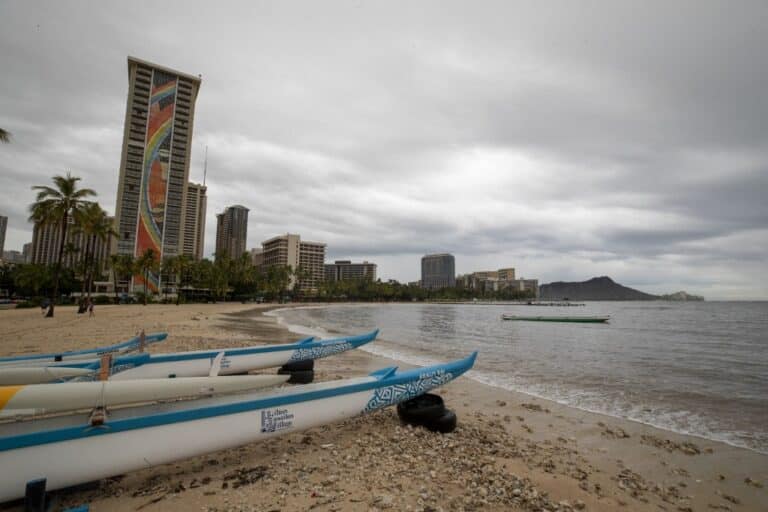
[88, 300, 95, 318]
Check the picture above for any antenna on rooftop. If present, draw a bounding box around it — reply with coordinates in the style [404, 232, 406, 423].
[203, 145, 208, 186]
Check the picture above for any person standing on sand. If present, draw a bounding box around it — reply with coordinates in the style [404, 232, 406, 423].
[88, 300, 95, 318]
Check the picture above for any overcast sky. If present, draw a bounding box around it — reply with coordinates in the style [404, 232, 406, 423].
[1, 1, 766, 299]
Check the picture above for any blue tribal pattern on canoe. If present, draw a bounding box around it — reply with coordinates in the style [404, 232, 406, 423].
[362, 369, 454, 413]
[288, 341, 353, 363]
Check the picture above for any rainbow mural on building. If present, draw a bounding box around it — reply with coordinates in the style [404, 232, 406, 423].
[134, 71, 177, 292]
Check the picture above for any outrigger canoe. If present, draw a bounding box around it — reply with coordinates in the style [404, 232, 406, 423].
[0, 375, 289, 418]
[0, 352, 477, 502]
[501, 315, 610, 323]
[0, 330, 379, 385]
[0, 367, 96, 386]
[0, 333, 167, 368]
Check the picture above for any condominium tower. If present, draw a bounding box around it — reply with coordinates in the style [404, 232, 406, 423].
[261, 234, 326, 293]
[421, 253, 456, 290]
[182, 182, 207, 260]
[215, 205, 249, 258]
[113, 56, 201, 292]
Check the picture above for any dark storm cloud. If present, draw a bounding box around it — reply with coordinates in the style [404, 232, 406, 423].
[1, 1, 767, 298]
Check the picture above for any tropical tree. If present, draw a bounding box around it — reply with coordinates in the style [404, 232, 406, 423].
[265, 265, 292, 301]
[109, 254, 135, 303]
[28, 173, 96, 317]
[75, 203, 116, 300]
[292, 265, 312, 301]
[209, 252, 232, 301]
[135, 248, 160, 305]
[173, 254, 193, 305]
[13, 264, 53, 297]
[161, 255, 178, 301]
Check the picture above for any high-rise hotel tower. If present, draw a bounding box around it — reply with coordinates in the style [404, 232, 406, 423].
[114, 57, 201, 292]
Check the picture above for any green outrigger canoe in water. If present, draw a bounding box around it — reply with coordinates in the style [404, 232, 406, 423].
[501, 314, 610, 323]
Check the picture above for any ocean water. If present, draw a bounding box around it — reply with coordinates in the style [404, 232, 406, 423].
[266, 302, 768, 453]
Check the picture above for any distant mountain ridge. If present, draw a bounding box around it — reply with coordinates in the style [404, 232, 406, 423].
[539, 276, 664, 301]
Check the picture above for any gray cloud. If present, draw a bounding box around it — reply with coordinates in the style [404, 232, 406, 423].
[1, 1, 767, 299]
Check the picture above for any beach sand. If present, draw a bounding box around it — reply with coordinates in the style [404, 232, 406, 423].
[0, 303, 766, 511]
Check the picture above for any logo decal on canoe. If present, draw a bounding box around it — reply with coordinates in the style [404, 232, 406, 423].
[363, 369, 454, 413]
[288, 341, 353, 363]
[261, 407, 294, 433]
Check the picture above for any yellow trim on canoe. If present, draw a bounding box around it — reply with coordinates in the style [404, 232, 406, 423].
[0, 386, 23, 410]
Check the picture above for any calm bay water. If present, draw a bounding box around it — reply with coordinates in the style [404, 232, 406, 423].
[268, 302, 768, 453]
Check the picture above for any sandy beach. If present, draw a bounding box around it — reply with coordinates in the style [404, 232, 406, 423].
[0, 303, 766, 511]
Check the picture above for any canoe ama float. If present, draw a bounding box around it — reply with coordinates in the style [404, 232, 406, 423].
[0, 367, 96, 386]
[40, 330, 379, 382]
[0, 333, 168, 368]
[0, 352, 477, 502]
[501, 315, 610, 323]
[0, 375, 289, 418]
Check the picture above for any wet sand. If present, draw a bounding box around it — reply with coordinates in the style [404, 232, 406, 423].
[0, 303, 766, 511]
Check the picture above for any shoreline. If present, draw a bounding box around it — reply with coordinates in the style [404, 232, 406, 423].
[0, 303, 765, 511]
[266, 303, 767, 456]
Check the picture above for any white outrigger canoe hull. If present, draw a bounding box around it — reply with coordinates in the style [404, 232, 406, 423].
[109, 330, 378, 381]
[0, 333, 168, 368]
[0, 375, 289, 418]
[0, 367, 96, 386]
[0, 353, 476, 503]
[8, 330, 380, 386]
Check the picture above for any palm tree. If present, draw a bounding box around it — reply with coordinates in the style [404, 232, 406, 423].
[0, 128, 10, 143]
[292, 265, 312, 301]
[135, 248, 159, 305]
[14, 264, 52, 297]
[173, 254, 192, 305]
[75, 203, 117, 300]
[29, 173, 96, 317]
[109, 254, 135, 303]
[87, 209, 117, 299]
[161, 255, 180, 301]
[74, 203, 101, 306]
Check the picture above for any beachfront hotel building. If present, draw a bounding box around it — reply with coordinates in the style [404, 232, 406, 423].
[456, 267, 539, 297]
[2, 250, 25, 264]
[261, 234, 326, 293]
[0, 216, 6, 256]
[250, 248, 264, 267]
[324, 260, 377, 282]
[113, 56, 201, 292]
[421, 253, 456, 290]
[182, 182, 207, 260]
[215, 205, 249, 258]
[30, 216, 113, 274]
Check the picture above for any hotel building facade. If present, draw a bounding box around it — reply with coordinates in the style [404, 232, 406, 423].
[182, 182, 207, 260]
[324, 260, 377, 282]
[261, 234, 326, 293]
[421, 253, 456, 290]
[30, 217, 113, 273]
[113, 56, 201, 292]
